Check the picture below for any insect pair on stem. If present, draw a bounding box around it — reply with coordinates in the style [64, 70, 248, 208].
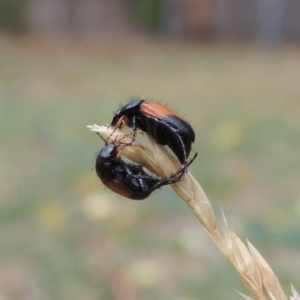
[95, 99, 197, 200]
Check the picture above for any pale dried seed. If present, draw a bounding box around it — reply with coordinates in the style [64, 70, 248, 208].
[231, 233, 261, 283]
[248, 242, 287, 300]
[231, 231, 248, 273]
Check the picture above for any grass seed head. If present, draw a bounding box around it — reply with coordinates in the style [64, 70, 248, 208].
[88, 124, 297, 300]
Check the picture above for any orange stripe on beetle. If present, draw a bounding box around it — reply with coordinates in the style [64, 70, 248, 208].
[105, 180, 133, 199]
[140, 101, 189, 122]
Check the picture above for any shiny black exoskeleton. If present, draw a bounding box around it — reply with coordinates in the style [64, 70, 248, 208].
[111, 99, 196, 165]
[95, 143, 184, 200]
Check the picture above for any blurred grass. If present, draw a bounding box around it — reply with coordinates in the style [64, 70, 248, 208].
[0, 34, 299, 299]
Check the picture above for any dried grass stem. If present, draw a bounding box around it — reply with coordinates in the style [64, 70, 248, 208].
[88, 125, 298, 300]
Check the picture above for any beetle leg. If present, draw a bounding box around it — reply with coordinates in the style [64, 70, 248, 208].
[186, 151, 198, 168]
[115, 133, 145, 150]
[128, 116, 146, 143]
[106, 116, 127, 143]
[168, 165, 186, 181]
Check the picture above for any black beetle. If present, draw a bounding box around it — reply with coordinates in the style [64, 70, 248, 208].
[111, 99, 196, 166]
[95, 142, 185, 200]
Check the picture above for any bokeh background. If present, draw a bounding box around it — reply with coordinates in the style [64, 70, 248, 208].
[1, 1, 300, 299]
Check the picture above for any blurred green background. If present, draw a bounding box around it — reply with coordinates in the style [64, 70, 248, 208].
[1, 1, 300, 299]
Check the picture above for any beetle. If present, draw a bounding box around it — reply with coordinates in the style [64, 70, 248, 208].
[95, 141, 185, 200]
[110, 99, 196, 166]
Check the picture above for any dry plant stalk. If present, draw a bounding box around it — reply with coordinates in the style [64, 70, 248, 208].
[88, 124, 299, 300]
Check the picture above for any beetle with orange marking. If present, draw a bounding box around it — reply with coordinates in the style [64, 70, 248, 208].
[110, 99, 196, 166]
[95, 137, 185, 200]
